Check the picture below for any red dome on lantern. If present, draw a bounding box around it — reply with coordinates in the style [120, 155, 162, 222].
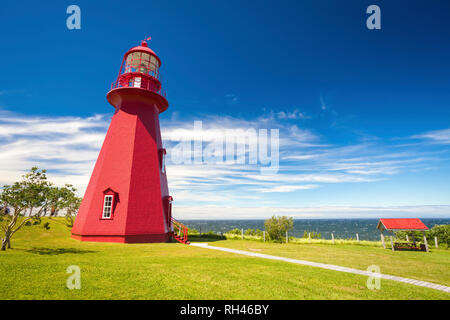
[126, 40, 162, 65]
[107, 40, 168, 113]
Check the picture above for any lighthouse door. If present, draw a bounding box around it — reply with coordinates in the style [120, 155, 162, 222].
[166, 196, 173, 231]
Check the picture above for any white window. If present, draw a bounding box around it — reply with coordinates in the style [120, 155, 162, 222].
[102, 195, 113, 219]
[161, 150, 166, 174]
[133, 77, 141, 88]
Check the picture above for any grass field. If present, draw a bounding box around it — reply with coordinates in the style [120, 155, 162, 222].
[0, 218, 449, 300]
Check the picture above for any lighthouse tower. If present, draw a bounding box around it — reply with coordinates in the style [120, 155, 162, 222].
[71, 40, 178, 243]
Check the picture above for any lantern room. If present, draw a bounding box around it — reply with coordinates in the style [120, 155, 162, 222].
[111, 40, 163, 95]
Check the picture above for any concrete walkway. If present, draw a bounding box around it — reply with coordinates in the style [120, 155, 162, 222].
[190, 243, 450, 294]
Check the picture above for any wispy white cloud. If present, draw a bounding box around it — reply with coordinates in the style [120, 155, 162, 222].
[412, 128, 450, 145]
[254, 184, 318, 193]
[276, 109, 308, 120]
[0, 111, 109, 190]
[0, 109, 449, 218]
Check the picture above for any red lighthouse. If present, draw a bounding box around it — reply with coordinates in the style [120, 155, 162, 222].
[72, 39, 185, 243]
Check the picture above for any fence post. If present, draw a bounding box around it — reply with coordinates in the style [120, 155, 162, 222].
[434, 236, 438, 248]
[381, 234, 386, 249]
[423, 235, 429, 252]
[356, 233, 359, 242]
[286, 231, 288, 243]
[241, 228, 244, 240]
[308, 232, 311, 243]
[331, 233, 335, 244]
[390, 236, 395, 251]
[263, 231, 266, 242]
[406, 234, 409, 242]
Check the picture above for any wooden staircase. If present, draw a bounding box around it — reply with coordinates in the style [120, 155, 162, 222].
[171, 217, 190, 244]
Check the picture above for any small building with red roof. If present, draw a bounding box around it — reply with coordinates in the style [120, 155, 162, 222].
[377, 218, 430, 252]
[377, 218, 429, 232]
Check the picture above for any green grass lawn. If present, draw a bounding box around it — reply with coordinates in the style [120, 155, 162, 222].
[0, 219, 449, 300]
[211, 239, 450, 287]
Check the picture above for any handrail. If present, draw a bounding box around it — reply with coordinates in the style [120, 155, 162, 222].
[171, 217, 189, 244]
[110, 75, 167, 98]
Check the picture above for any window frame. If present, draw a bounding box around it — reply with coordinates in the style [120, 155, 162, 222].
[102, 194, 114, 219]
[164, 196, 173, 231]
[100, 188, 118, 220]
[160, 148, 167, 174]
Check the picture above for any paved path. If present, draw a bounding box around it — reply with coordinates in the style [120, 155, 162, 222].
[190, 243, 450, 293]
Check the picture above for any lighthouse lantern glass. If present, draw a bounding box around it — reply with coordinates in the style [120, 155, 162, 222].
[124, 51, 159, 78]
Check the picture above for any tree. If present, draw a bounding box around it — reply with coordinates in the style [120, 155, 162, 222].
[0, 181, 31, 250]
[0, 167, 81, 250]
[60, 186, 82, 227]
[47, 184, 77, 214]
[264, 215, 294, 242]
[44, 183, 81, 226]
[21, 167, 53, 217]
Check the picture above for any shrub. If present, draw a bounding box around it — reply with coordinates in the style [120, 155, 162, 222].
[429, 225, 449, 247]
[395, 224, 449, 248]
[187, 228, 199, 235]
[244, 229, 263, 237]
[189, 231, 226, 240]
[227, 228, 242, 235]
[264, 216, 293, 243]
[303, 231, 321, 239]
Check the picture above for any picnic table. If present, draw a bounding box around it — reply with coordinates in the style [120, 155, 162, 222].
[393, 241, 426, 251]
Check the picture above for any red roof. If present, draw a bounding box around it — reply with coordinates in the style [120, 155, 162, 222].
[125, 41, 161, 66]
[378, 218, 428, 230]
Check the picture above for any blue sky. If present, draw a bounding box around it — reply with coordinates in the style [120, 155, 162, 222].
[0, 0, 449, 218]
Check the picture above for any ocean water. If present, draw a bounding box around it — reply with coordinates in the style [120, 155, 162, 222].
[180, 218, 450, 241]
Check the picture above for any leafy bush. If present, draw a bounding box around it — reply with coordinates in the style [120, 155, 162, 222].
[189, 231, 226, 240]
[429, 225, 449, 247]
[244, 229, 264, 237]
[264, 216, 293, 243]
[395, 224, 449, 248]
[187, 228, 199, 235]
[227, 228, 242, 235]
[303, 231, 321, 239]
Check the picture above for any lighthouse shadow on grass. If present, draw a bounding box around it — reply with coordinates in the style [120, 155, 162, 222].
[180, 234, 226, 243]
[24, 247, 97, 255]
